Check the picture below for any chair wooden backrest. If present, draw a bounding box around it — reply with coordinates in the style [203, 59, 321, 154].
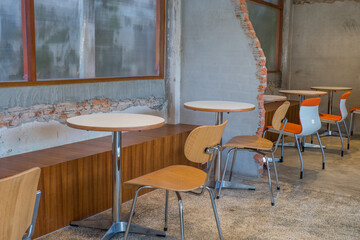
[0, 167, 41, 240]
[271, 101, 290, 130]
[184, 121, 227, 163]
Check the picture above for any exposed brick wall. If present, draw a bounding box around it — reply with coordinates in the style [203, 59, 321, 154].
[294, 0, 360, 4]
[0, 97, 165, 128]
[232, 0, 267, 174]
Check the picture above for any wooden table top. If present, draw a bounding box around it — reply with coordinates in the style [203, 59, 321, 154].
[263, 95, 287, 103]
[279, 90, 327, 96]
[184, 101, 255, 112]
[311, 86, 352, 91]
[66, 113, 165, 132]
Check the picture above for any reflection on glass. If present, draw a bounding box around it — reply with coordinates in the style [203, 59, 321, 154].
[263, 0, 279, 5]
[35, 0, 81, 80]
[34, 0, 157, 80]
[0, 0, 24, 82]
[95, 0, 157, 77]
[247, 1, 279, 71]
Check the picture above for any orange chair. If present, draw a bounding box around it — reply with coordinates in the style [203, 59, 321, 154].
[264, 98, 325, 179]
[350, 107, 360, 137]
[319, 92, 351, 156]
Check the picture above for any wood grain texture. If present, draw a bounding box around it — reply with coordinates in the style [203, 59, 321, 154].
[66, 113, 165, 132]
[125, 165, 207, 192]
[0, 124, 199, 238]
[184, 101, 255, 113]
[311, 86, 352, 91]
[0, 167, 40, 240]
[279, 90, 327, 96]
[264, 101, 300, 141]
[184, 121, 227, 163]
[223, 136, 273, 151]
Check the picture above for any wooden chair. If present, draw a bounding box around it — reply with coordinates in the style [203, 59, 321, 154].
[217, 101, 290, 206]
[123, 121, 228, 240]
[349, 106, 360, 137]
[0, 167, 41, 240]
[319, 92, 351, 156]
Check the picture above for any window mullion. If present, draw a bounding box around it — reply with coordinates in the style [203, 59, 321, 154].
[21, 0, 37, 82]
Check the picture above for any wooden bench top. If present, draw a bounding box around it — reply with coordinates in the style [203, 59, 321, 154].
[0, 124, 198, 179]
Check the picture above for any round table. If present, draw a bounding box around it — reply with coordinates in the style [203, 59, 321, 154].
[184, 101, 255, 125]
[311, 86, 352, 136]
[67, 113, 165, 240]
[278, 90, 327, 103]
[184, 100, 256, 192]
[263, 95, 287, 103]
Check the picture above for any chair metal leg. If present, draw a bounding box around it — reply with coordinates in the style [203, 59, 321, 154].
[311, 134, 314, 144]
[206, 187, 223, 240]
[316, 132, 325, 170]
[228, 149, 237, 182]
[23, 191, 41, 240]
[350, 112, 354, 136]
[265, 157, 275, 206]
[343, 120, 350, 150]
[295, 135, 304, 179]
[280, 135, 284, 162]
[176, 192, 184, 240]
[217, 148, 235, 198]
[124, 186, 143, 240]
[336, 122, 344, 157]
[164, 190, 169, 231]
[271, 152, 280, 190]
[262, 128, 268, 138]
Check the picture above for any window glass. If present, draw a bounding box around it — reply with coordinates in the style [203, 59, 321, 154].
[247, 1, 279, 71]
[35, 0, 81, 80]
[95, 0, 157, 77]
[34, 0, 157, 81]
[263, 0, 279, 5]
[0, 0, 24, 82]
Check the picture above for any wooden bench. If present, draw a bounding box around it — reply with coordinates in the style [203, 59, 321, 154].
[0, 124, 199, 238]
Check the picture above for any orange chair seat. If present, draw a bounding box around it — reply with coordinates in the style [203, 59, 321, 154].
[266, 122, 302, 135]
[351, 107, 360, 113]
[319, 113, 341, 121]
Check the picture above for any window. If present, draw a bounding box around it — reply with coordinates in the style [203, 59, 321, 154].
[246, 0, 283, 72]
[0, 0, 165, 86]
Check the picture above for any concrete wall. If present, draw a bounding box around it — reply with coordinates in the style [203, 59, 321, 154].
[180, 0, 265, 176]
[289, 1, 360, 132]
[0, 80, 165, 157]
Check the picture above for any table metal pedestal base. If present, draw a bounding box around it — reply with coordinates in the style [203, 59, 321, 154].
[209, 180, 255, 191]
[279, 142, 326, 149]
[71, 217, 166, 240]
[319, 130, 340, 137]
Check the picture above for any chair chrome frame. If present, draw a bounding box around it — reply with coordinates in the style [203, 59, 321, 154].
[218, 118, 288, 206]
[350, 109, 360, 137]
[264, 99, 325, 179]
[22, 191, 41, 240]
[124, 146, 223, 240]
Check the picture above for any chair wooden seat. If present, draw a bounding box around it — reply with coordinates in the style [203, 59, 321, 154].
[222, 135, 273, 151]
[125, 165, 206, 192]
